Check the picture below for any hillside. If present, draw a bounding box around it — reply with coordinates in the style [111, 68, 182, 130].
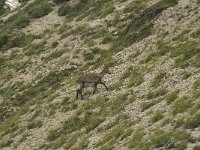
[0, 0, 200, 149]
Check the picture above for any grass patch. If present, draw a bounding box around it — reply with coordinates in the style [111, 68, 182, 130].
[140, 51, 160, 64]
[109, 81, 122, 91]
[44, 49, 66, 62]
[121, 67, 144, 87]
[124, 0, 179, 46]
[147, 88, 168, 99]
[165, 91, 179, 104]
[150, 130, 190, 149]
[25, 40, 46, 56]
[151, 71, 166, 88]
[128, 128, 146, 149]
[47, 129, 61, 141]
[191, 28, 200, 39]
[27, 120, 43, 129]
[24, 0, 52, 19]
[151, 111, 164, 123]
[184, 113, 200, 129]
[172, 97, 192, 115]
[180, 71, 192, 80]
[141, 98, 162, 111]
[171, 41, 200, 68]
[0, 139, 13, 148]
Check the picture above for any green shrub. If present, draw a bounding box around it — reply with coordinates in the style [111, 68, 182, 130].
[14, 15, 30, 28]
[26, 0, 53, 18]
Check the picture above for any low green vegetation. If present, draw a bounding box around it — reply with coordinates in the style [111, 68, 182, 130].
[165, 91, 179, 104]
[149, 130, 190, 149]
[141, 98, 162, 111]
[184, 113, 200, 129]
[191, 28, 200, 39]
[180, 71, 192, 79]
[151, 72, 166, 88]
[151, 111, 164, 123]
[128, 128, 146, 149]
[27, 120, 43, 129]
[170, 41, 200, 68]
[25, 40, 46, 56]
[172, 97, 192, 115]
[147, 88, 168, 99]
[45, 49, 66, 62]
[0, 0, 198, 149]
[124, 0, 179, 46]
[121, 67, 144, 87]
[24, 0, 52, 19]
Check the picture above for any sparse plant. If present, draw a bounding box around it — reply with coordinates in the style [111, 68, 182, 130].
[128, 128, 146, 148]
[181, 71, 192, 79]
[45, 49, 65, 62]
[121, 67, 144, 87]
[166, 91, 179, 104]
[184, 113, 200, 129]
[0, 139, 13, 148]
[25, 0, 53, 19]
[151, 111, 164, 123]
[147, 88, 168, 99]
[172, 97, 192, 115]
[150, 130, 190, 149]
[175, 118, 185, 128]
[151, 72, 166, 87]
[47, 129, 61, 141]
[27, 120, 43, 129]
[51, 41, 59, 48]
[25, 40, 46, 56]
[191, 28, 200, 39]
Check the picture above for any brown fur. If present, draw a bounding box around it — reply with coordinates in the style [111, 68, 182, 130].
[76, 66, 110, 99]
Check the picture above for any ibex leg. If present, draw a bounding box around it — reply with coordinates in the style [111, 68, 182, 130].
[93, 82, 98, 94]
[100, 82, 108, 90]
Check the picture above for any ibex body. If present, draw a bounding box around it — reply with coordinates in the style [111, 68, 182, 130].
[76, 66, 111, 99]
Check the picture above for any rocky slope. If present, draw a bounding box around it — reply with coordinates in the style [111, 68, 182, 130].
[0, 0, 200, 149]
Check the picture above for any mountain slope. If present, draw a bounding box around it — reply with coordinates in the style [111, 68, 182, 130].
[0, 0, 200, 149]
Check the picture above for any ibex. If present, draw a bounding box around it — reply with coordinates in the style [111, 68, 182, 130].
[76, 66, 111, 99]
